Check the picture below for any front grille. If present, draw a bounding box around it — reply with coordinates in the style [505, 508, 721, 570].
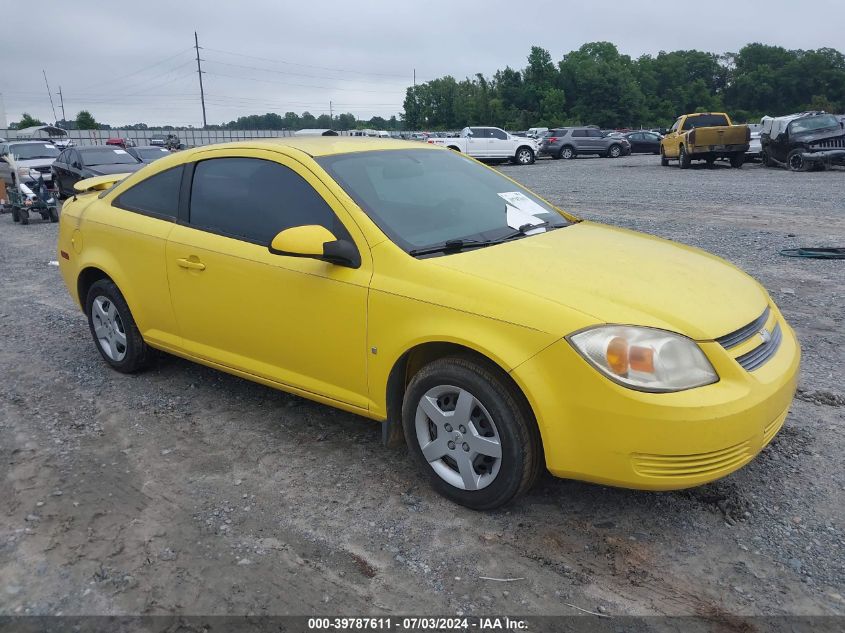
[811, 137, 845, 149]
[716, 307, 770, 349]
[735, 323, 782, 371]
[33, 166, 51, 173]
[632, 441, 752, 479]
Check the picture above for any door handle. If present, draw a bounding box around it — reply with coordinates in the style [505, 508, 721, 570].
[176, 257, 206, 271]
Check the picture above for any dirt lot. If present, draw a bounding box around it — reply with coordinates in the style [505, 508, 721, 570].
[1, 155, 843, 621]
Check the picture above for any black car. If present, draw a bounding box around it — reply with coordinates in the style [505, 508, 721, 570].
[126, 145, 172, 164]
[761, 112, 845, 171]
[52, 146, 144, 197]
[624, 131, 663, 154]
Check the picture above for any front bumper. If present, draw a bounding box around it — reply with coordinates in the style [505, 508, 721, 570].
[511, 307, 800, 490]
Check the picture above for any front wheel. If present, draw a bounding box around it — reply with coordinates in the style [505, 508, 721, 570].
[514, 147, 535, 165]
[48, 207, 59, 223]
[19, 208, 29, 225]
[608, 144, 622, 158]
[85, 279, 152, 373]
[787, 149, 808, 172]
[402, 357, 542, 510]
[660, 148, 669, 166]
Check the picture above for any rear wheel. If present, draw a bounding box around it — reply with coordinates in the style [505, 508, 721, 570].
[85, 279, 152, 373]
[402, 357, 542, 510]
[679, 146, 691, 169]
[11, 206, 20, 223]
[730, 153, 744, 169]
[560, 146, 576, 160]
[19, 208, 29, 225]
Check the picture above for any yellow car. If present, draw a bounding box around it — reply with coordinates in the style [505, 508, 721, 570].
[57, 138, 800, 510]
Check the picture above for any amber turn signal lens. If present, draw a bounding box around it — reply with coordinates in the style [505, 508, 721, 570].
[629, 345, 655, 373]
[606, 337, 628, 375]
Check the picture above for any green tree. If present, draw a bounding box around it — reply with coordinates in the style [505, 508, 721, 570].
[16, 113, 45, 128]
[75, 110, 98, 130]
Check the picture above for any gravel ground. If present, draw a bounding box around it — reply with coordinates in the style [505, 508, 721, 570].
[0, 154, 843, 621]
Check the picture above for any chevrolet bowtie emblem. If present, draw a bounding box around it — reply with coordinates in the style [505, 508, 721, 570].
[759, 328, 772, 344]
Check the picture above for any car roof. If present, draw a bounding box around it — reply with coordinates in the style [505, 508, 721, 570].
[132, 145, 169, 150]
[174, 137, 433, 159]
[8, 140, 54, 145]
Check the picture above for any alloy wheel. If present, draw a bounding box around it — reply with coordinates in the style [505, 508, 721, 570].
[517, 149, 533, 164]
[414, 385, 502, 491]
[91, 295, 128, 361]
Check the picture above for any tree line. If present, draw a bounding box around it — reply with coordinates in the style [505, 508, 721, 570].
[403, 42, 845, 130]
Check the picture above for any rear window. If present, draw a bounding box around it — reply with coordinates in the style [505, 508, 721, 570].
[81, 148, 140, 166]
[682, 114, 730, 130]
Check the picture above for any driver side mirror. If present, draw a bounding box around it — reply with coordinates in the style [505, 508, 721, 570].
[269, 225, 360, 269]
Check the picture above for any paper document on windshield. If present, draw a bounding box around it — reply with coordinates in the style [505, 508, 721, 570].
[498, 192, 547, 234]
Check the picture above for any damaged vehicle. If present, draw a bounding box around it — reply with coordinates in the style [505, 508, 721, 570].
[760, 112, 845, 172]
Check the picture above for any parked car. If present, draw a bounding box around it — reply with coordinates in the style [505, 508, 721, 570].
[0, 140, 61, 189]
[747, 131, 763, 161]
[760, 111, 845, 171]
[660, 112, 749, 168]
[51, 146, 144, 197]
[56, 137, 799, 510]
[149, 134, 182, 150]
[624, 131, 662, 154]
[126, 145, 172, 164]
[427, 126, 537, 164]
[106, 138, 137, 149]
[539, 127, 630, 159]
[527, 127, 548, 142]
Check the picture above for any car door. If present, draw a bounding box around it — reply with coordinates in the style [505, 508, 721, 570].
[488, 128, 510, 158]
[662, 118, 682, 157]
[164, 150, 371, 410]
[570, 129, 589, 153]
[467, 127, 490, 157]
[627, 133, 643, 153]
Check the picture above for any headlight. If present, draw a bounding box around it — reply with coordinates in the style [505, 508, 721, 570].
[17, 166, 35, 178]
[568, 325, 718, 392]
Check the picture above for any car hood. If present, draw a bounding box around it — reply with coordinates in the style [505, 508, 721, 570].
[14, 158, 56, 169]
[427, 222, 768, 340]
[85, 163, 143, 175]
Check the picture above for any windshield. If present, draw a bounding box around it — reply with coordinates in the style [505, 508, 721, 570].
[11, 143, 60, 160]
[81, 148, 140, 166]
[136, 148, 170, 160]
[318, 148, 571, 253]
[682, 114, 730, 129]
[789, 115, 840, 134]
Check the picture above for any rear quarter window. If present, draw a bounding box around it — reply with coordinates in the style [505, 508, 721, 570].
[113, 166, 183, 220]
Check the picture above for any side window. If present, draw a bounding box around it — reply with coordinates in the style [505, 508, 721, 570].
[555, 129, 569, 137]
[490, 128, 508, 140]
[469, 127, 484, 137]
[114, 165, 183, 220]
[671, 119, 681, 132]
[571, 129, 587, 138]
[189, 157, 344, 245]
[588, 129, 603, 137]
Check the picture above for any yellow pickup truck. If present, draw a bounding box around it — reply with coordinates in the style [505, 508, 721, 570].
[660, 113, 750, 169]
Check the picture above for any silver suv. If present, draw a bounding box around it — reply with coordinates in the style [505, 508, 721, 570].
[539, 127, 630, 159]
[0, 141, 61, 188]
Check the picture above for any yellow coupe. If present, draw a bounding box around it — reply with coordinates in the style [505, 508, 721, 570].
[57, 138, 799, 509]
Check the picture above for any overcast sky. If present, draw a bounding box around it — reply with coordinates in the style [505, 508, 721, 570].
[2, 0, 843, 128]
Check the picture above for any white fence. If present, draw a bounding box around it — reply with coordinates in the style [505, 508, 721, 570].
[0, 128, 306, 147]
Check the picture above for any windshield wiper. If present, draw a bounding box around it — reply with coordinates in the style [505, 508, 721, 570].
[409, 238, 494, 257]
[499, 220, 566, 241]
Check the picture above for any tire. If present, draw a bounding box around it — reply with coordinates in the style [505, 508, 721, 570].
[730, 153, 744, 169]
[787, 149, 808, 172]
[514, 146, 535, 165]
[761, 150, 777, 168]
[560, 146, 576, 160]
[85, 279, 152, 373]
[48, 207, 59, 223]
[19, 208, 29, 225]
[402, 356, 543, 510]
[660, 147, 669, 166]
[607, 144, 622, 158]
[11, 206, 20, 223]
[679, 146, 690, 169]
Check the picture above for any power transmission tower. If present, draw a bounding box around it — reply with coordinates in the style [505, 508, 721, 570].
[42, 70, 58, 123]
[194, 32, 207, 128]
[57, 86, 66, 123]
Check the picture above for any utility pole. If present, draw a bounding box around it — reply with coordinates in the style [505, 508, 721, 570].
[56, 86, 66, 124]
[329, 100, 333, 128]
[42, 70, 58, 124]
[413, 68, 417, 130]
[194, 31, 207, 129]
